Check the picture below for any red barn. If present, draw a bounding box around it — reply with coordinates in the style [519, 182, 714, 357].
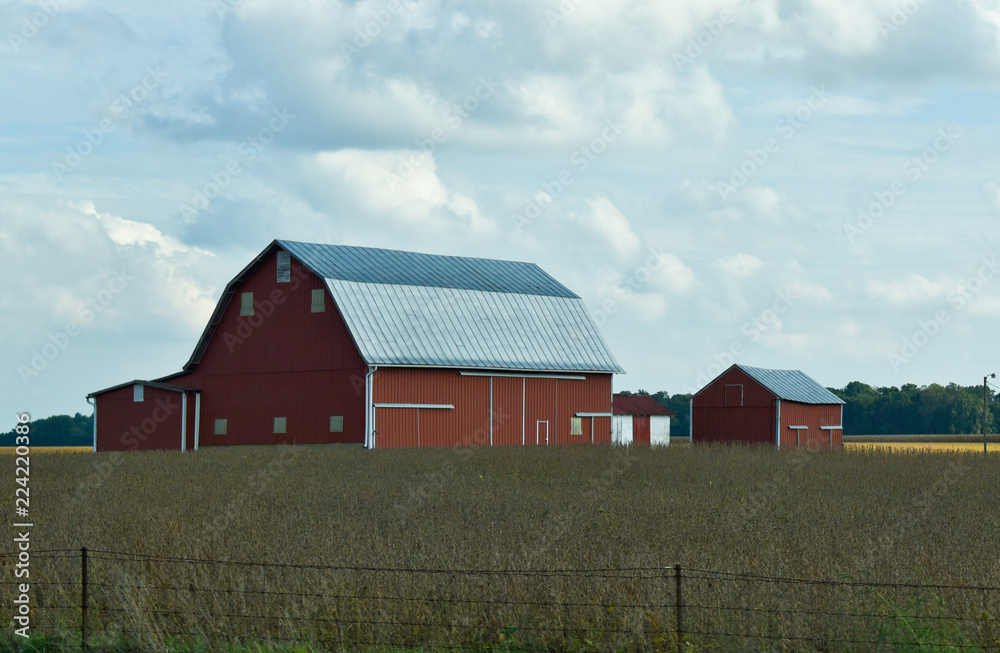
[87, 240, 623, 451]
[691, 364, 844, 448]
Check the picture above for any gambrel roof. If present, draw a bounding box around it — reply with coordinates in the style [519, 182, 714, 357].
[185, 240, 623, 374]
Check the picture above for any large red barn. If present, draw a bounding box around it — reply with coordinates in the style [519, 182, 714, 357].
[691, 364, 844, 448]
[87, 240, 624, 451]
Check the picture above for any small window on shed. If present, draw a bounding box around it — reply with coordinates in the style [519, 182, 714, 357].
[330, 416, 344, 433]
[276, 251, 291, 283]
[273, 417, 287, 434]
[240, 292, 254, 316]
[133, 384, 144, 402]
[570, 417, 583, 436]
[311, 288, 325, 313]
[214, 419, 227, 435]
[725, 384, 744, 407]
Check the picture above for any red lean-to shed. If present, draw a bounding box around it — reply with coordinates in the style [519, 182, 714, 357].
[690, 364, 844, 448]
[87, 240, 624, 451]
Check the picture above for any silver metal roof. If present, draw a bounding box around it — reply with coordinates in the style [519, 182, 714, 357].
[326, 280, 624, 372]
[736, 364, 845, 405]
[279, 240, 577, 298]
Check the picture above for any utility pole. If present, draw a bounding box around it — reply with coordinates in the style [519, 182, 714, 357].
[985, 374, 995, 455]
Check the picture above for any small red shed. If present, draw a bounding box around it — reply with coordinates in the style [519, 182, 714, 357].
[691, 364, 844, 448]
[612, 394, 674, 446]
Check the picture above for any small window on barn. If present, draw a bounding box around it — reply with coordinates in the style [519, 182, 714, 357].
[133, 384, 144, 402]
[330, 416, 344, 433]
[240, 292, 254, 316]
[214, 419, 227, 435]
[570, 417, 583, 436]
[725, 384, 744, 407]
[273, 417, 287, 434]
[276, 251, 291, 283]
[311, 288, 325, 313]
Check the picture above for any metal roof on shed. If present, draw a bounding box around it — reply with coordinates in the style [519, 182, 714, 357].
[325, 280, 624, 372]
[736, 364, 845, 405]
[612, 394, 675, 416]
[279, 240, 577, 298]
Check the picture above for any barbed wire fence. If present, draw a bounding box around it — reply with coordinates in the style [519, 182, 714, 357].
[3, 549, 1000, 651]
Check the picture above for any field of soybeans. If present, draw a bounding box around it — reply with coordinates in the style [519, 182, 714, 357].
[4, 443, 1000, 652]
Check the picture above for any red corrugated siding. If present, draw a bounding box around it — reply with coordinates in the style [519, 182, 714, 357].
[373, 369, 612, 449]
[780, 401, 843, 449]
[96, 385, 188, 451]
[693, 367, 777, 444]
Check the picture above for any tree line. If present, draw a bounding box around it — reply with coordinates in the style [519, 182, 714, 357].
[631, 381, 997, 437]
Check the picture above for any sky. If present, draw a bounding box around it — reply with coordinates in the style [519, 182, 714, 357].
[4, 0, 1000, 421]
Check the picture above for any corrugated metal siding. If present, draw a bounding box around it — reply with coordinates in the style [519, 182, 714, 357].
[327, 280, 623, 372]
[95, 385, 187, 451]
[279, 240, 578, 297]
[372, 368, 612, 449]
[780, 402, 844, 449]
[693, 367, 777, 444]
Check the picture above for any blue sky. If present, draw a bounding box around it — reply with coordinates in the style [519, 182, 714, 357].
[4, 0, 1000, 420]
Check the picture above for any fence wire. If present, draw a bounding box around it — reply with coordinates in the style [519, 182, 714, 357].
[2, 549, 999, 651]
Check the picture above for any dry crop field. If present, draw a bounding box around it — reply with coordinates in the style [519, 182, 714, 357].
[3, 444, 1000, 651]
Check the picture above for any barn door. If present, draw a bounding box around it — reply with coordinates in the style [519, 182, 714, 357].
[536, 420, 549, 446]
[633, 416, 651, 445]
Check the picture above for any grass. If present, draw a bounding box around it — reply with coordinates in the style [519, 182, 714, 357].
[3, 443, 1000, 651]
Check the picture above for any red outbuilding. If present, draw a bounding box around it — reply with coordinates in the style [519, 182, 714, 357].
[87, 240, 624, 451]
[611, 394, 674, 446]
[690, 364, 844, 448]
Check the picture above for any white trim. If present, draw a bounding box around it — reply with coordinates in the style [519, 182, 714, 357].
[575, 412, 613, 417]
[87, 397, 97, 452]
[775, 399, 781, 449]
[374, 403, 455, 409]
[689, 397, 694, 443]
[181, 392, 188, 452]
[819, 425, 842, 430]
[489, 376, 494, 446]
[459, 371, 586, 380]
[521, 377, 526, 446]
[365, 365, 377, 449]
[193, 393, 201, 451]
[788, 425, 808, 429]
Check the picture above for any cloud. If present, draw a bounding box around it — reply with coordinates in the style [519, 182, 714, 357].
[715, 253, 763, 278]
[581, 195, 641, 259]
[866, 274, 946, 305]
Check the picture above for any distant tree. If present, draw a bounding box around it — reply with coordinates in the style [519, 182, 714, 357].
[650, 391, 691, 437]
[0, 413, 93, 446]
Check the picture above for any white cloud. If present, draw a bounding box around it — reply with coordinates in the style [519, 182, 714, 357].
[715, 253, 762, 278]
[581, 195, 641, 259]
[866, 274, 946, 305]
